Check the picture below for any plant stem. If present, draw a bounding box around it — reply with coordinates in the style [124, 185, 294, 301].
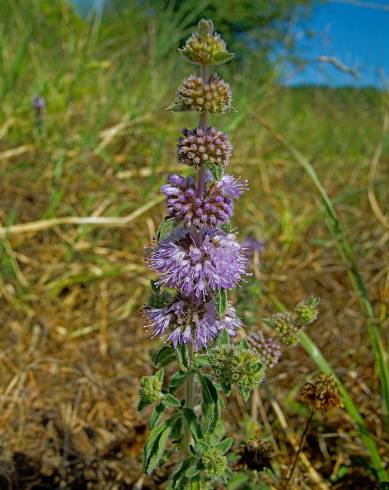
[183, 345, 194, 455]
[196, 64, 208, 200]
[286, 411, 313, 489]
[183, 63, 209, 454]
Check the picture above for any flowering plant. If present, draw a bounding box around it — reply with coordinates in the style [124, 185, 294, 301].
[138, 20, 320, 488]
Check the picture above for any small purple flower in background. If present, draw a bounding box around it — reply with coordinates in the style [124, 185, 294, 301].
[247, 331, 282, 368]
[146, 232, 248, 298]
[144, 297, 242, 350]
[242, 236, 265, 256]
[161, 173, 247, 228]
[32, 95, 45, 111]
[32, 95, 45, 132]
[177, 127, 232, 167]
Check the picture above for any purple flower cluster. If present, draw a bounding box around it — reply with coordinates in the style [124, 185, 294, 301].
[177, 127, 232, 167]
[247, 332, 282, 368]
[145, 298, 242, 350]
[144, 22, 248, 350]
[161, 174, 247, 228]
[147, 232, 248, 299]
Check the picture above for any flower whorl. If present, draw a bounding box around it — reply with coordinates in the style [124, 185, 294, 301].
[247, 332, 282, 368]
[146, 232, 248, 298]
[161, 173, 247, 229]
[168, 74, 232, 113]
[177, 127, 232, 167]
[179, 19, 234, 66]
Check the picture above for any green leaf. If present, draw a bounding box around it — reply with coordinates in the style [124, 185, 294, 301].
[156, 217, 178, 241]
[144, 417, 174, 474]
[177, 343, 190, 370]
[187, 478, 201, 490]
[216, 329, 230, 346]
[149, 402, 166, 429]
[154, 345, 176, 367]
[170, 458, 194, 489]
[193, 353, 210, 368]
[227, 472, 249, 490]
[137, 399, 150, 411]
[214, 437, 233, 454]
[185, 465, 201, 478]
[221, 220, 232, 233]
[206, 161, 223, 181]
[164, 393, 181, 408]
[198, 373, 219, 434]
[215, 289, 228, 318]
[183, 408, 203, 443]
[239, 386, 251, 402]
[169, 370, 194, 394]
[196, 439, 210, 454]
[171, 415, 183, 441]
[240, 339, 250, 350]
[155, 368, 164, 384]
[221, 383, 232, 396]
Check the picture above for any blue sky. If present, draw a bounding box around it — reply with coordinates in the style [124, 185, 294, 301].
[73, 0, 389, 88]
[284, 0, 389, 87]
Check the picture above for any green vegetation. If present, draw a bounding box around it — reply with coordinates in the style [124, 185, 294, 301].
[0, 1, 388, 488]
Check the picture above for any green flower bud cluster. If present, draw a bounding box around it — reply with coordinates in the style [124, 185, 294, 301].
[139, 374, 162, 404]
[295, 295, 320, 325]
[179, 19, 234, 66]
[167, 74, 232, 113]
[209, 344, 265, 392]
[265, 295, 320, 346]
[201, 447, 228, 479]
[271, 312, 300, 346]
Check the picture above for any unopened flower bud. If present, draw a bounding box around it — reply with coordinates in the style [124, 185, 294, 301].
[295, 296, 320, 325]
[177, 127, 232, 167]
[247, 332, 282, 368]
[300, 374, 341, 412]
[202, 447, 228, 478]
[167, 74, 232, 113]
[139, 374, 162, 404]
[209, 344, 264, 391]
[179, 19, 234, 66]
[270, 312, 299, 346]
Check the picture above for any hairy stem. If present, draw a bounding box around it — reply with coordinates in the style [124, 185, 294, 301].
[286, 411, 314, 489]
[183, 345, 194, 454]
[196, 64, 209, 199]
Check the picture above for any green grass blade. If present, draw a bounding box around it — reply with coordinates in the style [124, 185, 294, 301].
[262, 123, 389, 429]
[300, 332, 388, 482]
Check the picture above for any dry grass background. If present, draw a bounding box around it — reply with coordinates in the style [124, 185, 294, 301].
[1, 2, 389, 489]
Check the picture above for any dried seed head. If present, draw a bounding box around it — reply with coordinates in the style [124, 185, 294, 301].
[177, 127, 232, 167]
[247, 332, 282, 368]
[167, 74, 232, 113]
[270, 312, 300, 346]
[202, 447, 228, 478]
[300, 374, 342, 412]
[179, 19, 234, 66]
[237, 440, 272, 472]
[295, 295, 320, 325]
[139, 374, 162, 404]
